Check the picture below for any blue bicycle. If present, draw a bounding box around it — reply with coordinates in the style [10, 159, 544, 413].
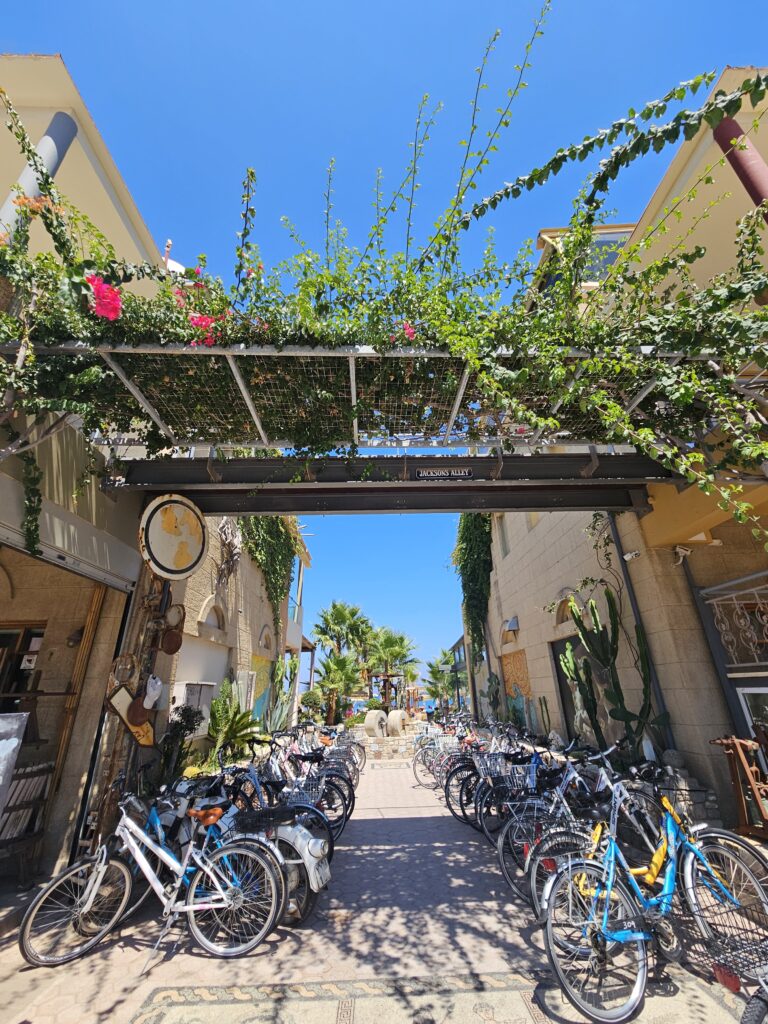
[542, 781, 768, 1022]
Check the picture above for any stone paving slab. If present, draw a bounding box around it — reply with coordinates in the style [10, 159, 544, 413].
[0, 763, 748, 1024]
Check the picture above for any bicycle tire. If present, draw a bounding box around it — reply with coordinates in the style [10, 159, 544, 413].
[742, 992, 768, 1024]
[19, 855, 132, 967]
[682, 839, 768, 940]
[543, 859, 648, 1023]
[317, 779, 349, 840]
[445, 764, 477, 824]
[528, 827, 594, 918]
[324, 771, 356, 819]
[460, 774, 482, 829]
[186, 843, 281, 956]
[412, 748, 435, 788]
[496, 815, 531, 902]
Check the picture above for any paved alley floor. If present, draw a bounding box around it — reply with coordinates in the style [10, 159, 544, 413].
[0, 763, 746, 1024]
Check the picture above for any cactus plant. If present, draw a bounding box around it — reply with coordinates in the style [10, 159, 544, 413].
[564, 588, 668, 759]
[559, 640, 608, 750]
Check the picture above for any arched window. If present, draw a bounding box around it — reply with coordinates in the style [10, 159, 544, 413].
[204, 604, 225, 630]
[555, 599, 572, 626]
[259, 625, 273, 652]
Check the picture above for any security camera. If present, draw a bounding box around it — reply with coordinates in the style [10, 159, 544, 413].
[622, 550, 641, 561]
[672, 544, 693, 566]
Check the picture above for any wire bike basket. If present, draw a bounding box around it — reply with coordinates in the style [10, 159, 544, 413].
[283, 776, 324, 806]
[705, 901, 768, 988]
[472, 751, 514, 781]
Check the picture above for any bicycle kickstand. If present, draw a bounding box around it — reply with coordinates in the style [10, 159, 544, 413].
[140, 912, 182, 976]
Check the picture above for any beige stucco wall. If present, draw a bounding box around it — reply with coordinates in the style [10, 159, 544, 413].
[151, 517, 276, 722]
[485, 507, 768, 824]
[485, 511, 644, 741]
[0, 545, 127, 872]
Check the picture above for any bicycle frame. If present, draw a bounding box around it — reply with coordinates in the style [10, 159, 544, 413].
[115, 810, 238, 915]
[589, 809, 741, 944]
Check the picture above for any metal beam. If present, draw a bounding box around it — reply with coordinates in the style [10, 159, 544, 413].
[348, 355, 359, 446]
[443, 366, 471, 441]
[224, 354, 270, 446]
[115, 452, 673, 516]
[99, 352, 177, 444]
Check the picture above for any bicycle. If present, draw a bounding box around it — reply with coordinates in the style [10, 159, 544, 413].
[19, 789, 282, 967]
[541, 783, 768, 1022]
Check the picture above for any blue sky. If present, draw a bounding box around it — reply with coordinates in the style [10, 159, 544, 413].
[3, 1, 761, 672]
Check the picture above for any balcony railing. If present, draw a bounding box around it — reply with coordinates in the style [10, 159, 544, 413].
[702, 570, 768, 674]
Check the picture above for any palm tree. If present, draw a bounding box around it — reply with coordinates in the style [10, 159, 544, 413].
[315, 651, 362, 725]
[312, 601, 372, 657]
[368, 628, 417, 711]
[424, 650, 456, 715]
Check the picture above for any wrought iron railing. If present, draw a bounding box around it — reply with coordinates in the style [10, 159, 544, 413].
[702, 571, 768, 673]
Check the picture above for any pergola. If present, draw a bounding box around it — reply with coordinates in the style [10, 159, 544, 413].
[7, 339, 766, 515]
[26, 340, 766, 452]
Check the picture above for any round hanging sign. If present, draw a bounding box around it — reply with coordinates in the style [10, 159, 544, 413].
[138, 494, 208, 581]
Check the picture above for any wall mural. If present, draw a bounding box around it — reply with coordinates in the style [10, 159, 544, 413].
[250, 654, 273, 721]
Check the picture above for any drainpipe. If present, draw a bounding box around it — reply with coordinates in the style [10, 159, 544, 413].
[608, 514, 676, 750]
[0, 112, 78, 235]
[714, 116, 768, 304]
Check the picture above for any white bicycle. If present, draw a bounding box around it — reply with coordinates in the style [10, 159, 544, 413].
[19, 793, 281, 966]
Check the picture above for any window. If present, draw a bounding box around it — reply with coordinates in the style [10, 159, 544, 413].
[0, 626, 45, 714]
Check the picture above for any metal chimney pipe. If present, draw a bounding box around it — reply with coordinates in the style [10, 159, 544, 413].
[0, 110, 78, 234]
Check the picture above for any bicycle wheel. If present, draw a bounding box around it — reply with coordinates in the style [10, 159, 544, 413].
[742, 992, 768, 1024]
[317, 779, 349, 840]
[412, 748, 436, 788]
[683, 839, 768, 940]
[186, 843, 281, 956]
[544, 860, 648, 1023]
[477, 783, 514, 845]
[460, 774, 481, 829]
[324, 771, 356, 819]
[497, 815, 531, 902]
[19, 855, 132, 967]
[349, 741, 366, 773]
[445, 764, 477, 824]
[528, 828, 593, 919]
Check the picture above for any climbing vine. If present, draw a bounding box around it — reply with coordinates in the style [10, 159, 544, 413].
[238, 516, 299, 637]
[0, 17, 766, 554]
[452, 513, 493, 662]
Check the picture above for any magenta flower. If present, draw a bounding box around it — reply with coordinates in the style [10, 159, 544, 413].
[86, 275, 122, 321]
[402, 321, 416, 341]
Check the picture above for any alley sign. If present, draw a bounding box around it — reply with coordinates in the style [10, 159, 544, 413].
[415, 467, 473, 480]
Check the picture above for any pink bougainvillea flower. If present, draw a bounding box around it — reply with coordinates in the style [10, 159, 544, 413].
[389, 334, 396, 344]
[402, 321, 416, 341]
[188, 312, 224, 348]
[86, 274, 122, 321]
[194, 266, 202, 276]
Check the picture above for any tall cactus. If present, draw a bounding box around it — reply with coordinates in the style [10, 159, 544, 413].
[559, 640, 607, 750]
[566, 589, 669, 760]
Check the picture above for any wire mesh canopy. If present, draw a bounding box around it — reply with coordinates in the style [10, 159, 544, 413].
[19, 341, 768, 454]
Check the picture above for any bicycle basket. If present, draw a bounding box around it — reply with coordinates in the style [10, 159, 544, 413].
[472, 751, 514, 780]
[703, 901, 768, 981]
[505, 763, 538, 791]
[283, 777, 324, 806]
[436, 735, 460, 753]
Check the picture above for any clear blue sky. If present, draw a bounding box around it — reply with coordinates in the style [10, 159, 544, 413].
[3, 1, 761, 671]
